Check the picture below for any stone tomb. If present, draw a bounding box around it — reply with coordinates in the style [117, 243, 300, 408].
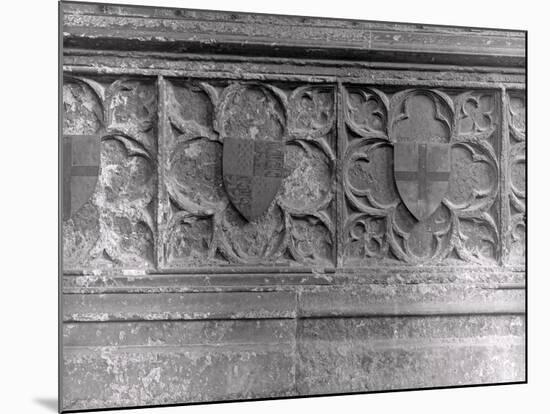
[61, 2, 526, 411]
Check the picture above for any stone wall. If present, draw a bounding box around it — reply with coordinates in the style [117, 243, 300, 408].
[61, 2, 526, 411]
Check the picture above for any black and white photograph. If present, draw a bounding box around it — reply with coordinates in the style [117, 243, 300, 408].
[3, 1, 547, 413]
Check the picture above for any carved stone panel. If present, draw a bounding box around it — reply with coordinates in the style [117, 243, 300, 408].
[160, 80, 336, 268]
[506, 91, 526, 264]
[63, 78, 511, 270]
[342, 87, 500, 265]
[62, 76, 157, 270]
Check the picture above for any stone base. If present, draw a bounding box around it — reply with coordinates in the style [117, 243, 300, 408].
[62, 281, 525, 411]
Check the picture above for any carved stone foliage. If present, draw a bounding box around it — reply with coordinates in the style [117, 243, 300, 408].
[63, 75, 518, 271]
[343, 87, 500, 265]
[506, 91, 526, 264]
[161, 80, 335, 268]
[62, 76, 157, 269]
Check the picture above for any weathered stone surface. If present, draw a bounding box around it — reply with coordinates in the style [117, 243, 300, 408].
[63, 76, 157, 270]
[61, 2, 526, 411]
[297, 316, 525, 394]
[63, 291, 297, 322]
[505, 91, 526, 265]
[63, 320, 296, 411]
[298, 285, 525, 317]
[62, 2, 525, 67]
[62, 268, 525, 293]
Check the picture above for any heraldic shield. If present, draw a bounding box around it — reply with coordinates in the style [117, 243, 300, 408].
[223, 137, 284, 222]
[63, 134, 100, 221]
[394, 142, 451, 222]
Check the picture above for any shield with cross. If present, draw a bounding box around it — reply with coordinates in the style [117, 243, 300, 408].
[394, 142, 451, 222]
[63, 134, 101, 221]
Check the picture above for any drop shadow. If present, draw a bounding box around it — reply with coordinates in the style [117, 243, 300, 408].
[34, 398, 58, 412]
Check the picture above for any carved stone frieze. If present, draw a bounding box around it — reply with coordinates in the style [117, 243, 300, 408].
[62, 77, 519, 270]
[342, 87, 500, 265]
[160, 80, 336, 268]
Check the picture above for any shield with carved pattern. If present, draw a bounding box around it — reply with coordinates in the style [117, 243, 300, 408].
[394, 142, 451, 222]
[63, 134, 101, 220]
[223, 137, 284, 221]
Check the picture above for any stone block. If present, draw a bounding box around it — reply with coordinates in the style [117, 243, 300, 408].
[63, 320, 296, 410]
[296, 316, 525, 395]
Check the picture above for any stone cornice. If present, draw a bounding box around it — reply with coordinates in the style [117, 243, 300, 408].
[61, 1, 526, 68]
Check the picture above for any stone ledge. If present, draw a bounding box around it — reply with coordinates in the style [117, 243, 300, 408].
[62, 268, 526, 294]
[299, 285, 525, 317]
[62, 284, 524, 322]
[61, 315, 525, 411]
[63, 291, 298, 322]
[61, 2, 525, 67]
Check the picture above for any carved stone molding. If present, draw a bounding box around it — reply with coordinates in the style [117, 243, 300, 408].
[62, 2, 525, 67]
[62, 77, 524, 271]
